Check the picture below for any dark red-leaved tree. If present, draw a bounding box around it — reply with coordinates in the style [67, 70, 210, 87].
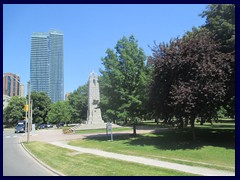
[149, 29, 233, 140]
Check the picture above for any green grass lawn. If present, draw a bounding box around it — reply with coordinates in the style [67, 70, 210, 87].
[24, 142, 195, 176]
[69, 123, 235, 171]
[23, 122, 235, 175]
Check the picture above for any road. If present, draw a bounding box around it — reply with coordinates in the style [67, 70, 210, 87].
[3, 129, 57, 176]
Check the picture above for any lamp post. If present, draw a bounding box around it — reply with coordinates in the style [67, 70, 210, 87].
[24, 100, 28, 136]
[27, 81, 31, 143]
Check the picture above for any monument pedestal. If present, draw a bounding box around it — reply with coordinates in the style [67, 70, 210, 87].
[73, 123, 121, 131]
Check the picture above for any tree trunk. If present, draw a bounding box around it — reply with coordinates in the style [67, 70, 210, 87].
[210, 119, 213, 126]
[133, 123, 136, 136]
[184, 118, 189, 127]
[191, 119, 196, 141]
[179, 117, 183, 128]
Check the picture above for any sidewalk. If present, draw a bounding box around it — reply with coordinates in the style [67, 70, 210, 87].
[50, 141, 234, 176]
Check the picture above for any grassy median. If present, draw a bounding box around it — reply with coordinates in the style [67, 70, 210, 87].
[24, 122, 234, 175]
[69, 123, 235, 171]
[24, 141, 195, 176]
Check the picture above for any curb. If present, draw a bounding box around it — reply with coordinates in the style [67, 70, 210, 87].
[20, 142, 65, 176]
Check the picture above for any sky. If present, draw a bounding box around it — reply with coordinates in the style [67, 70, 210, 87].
[3, 4, 207, 96]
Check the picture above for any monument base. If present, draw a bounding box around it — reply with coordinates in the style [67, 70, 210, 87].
[73, 122, 121, 131]
[86, 119, 104, 125]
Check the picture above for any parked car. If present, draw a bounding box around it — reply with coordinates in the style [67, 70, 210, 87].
[39, 124, 47, 129]
[47, 123, 53, 128]
[35, 123, 40, 130]
[15, 124, 25, 133]
[57, 122, 64, 128]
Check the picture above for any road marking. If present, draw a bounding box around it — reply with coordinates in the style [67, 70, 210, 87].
[13, 135, 18, 138]
[5, 136, 11, 138]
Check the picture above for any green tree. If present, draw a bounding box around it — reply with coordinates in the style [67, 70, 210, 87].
[47, 101, 72, 125]
[68, 84, 88, 123]
[201, 4, 235, 53]
[98, 75, 110, 121]
[30, 92, 52, 124]
[201, 4, 235, 118]
[100, 35, 149, 135]
[217, 106, 228, 119]
[3, 96, 26, 126]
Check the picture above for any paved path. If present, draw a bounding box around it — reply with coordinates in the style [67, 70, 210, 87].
[20, 128, 154, 142]
[50, 141, 234, 176]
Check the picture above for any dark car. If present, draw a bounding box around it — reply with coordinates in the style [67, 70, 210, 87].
[15, 124, 25, 133]
[39, 124, 47, 129]
[35, 123, 40, 130]
[57, 122, 64, 128]
[47, 123, 53, 128]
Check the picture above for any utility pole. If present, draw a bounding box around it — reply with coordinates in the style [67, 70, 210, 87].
[31, 99, 33, 132]
[25, 99, 28, 135]
[27, 81, 31, 143]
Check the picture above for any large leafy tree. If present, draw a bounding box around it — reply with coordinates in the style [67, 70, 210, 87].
[150, 29, 233, 140]
[98, 75, 111, 122]
[68, 84, 88, 123]
[100, 35, 149, 135]
[201, 4, 235, 53]
[30, 92, 52, 124]
[47, 101, 72, 125]
[3, 96, 26, 126]
[201, 4, 235, 117]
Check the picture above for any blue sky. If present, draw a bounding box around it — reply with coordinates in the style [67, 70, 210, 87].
[3, 4, 207, 96]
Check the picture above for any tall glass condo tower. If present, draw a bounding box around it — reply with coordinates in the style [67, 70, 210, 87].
[30, 30, 64, 103]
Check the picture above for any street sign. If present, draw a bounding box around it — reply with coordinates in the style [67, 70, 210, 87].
[106, 122, 113, 141]
[107, 122, 112, 130]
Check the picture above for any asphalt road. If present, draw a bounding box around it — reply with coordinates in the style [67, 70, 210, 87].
[3, 129, 56, 176]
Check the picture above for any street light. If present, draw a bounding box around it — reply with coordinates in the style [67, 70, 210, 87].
[23, 81, 32, 144]
[27, 81, 31, 143]
[22, 80, 32, 143]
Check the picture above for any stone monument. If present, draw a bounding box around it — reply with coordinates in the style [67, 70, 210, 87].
[70, 71, 120, 131]
[87, 72, 104, 124]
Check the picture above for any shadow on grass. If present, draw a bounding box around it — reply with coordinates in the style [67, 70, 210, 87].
[83, 126, 235, 151]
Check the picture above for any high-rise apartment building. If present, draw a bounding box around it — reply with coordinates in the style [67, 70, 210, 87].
[30, 30, 64, 103]
[3, 73, 20, 97]
[49, 31, 64, 103]
[30, 32, 50, 97]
